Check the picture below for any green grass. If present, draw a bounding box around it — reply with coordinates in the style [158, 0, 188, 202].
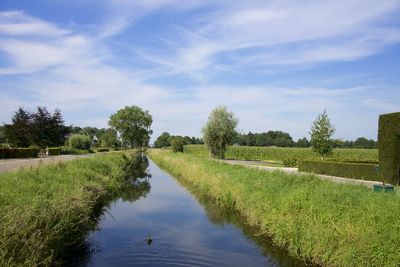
[184, 145, 378, 162]
[0, 152, 131, 266]
[149, 149, 400, 266]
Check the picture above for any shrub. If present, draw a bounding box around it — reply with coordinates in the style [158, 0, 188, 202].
[97, 148, 110, 153]
[378, 112, 400, 185]
[0, 147, 40, 159]
[298, 160, 379, 181]
[69, 134, 91, 150]
[170, 136, 185, 152]
[282, 158, 297, 167]
[48, 147, 61, 156]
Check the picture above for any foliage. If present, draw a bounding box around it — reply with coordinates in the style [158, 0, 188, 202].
[68, 134, 91, 150]
[97, 148, 110, 152]
[154, 132, 171, 148]
[378, 112, 400, 185]
[353, 137, 377, 149]
[202, 106, 238, 159]
[282, 158, 298, 167]
[47, 147, 61, 156]
[149, 149, 400, 267]
[310, 110, 336, 158]
[170, 136, 185, 152]
[295, 137, 310, 148]
[0, 152, 142, 265]
[3, 107, 68, 148]
[184, 145, 378, 162]
[298, 160, 379, 181]
[0, 147, 40, 159]
[109, 106, 153, 148]
[235, 131, 294, 147]
[99, 128, 119, 148]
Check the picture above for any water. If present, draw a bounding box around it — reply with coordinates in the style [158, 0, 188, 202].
[70, 154, 305, 266]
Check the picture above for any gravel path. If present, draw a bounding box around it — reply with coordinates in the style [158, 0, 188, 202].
[0, 154, 94, 173]
[219, 159, 383, 188]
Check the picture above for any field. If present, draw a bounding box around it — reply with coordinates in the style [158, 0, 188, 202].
[149, 149, 400, 266]
[0, 152, 132, 266]
[184, 145, 379, 162]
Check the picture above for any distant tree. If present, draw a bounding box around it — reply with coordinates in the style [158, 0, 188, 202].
[69, 134, 91, 150]
[0, 126, 6, 145]
[354, 137, 377, 149]
[202, 106, 238, 159]
[4, 107, 32, 147]
[170, 136, 185, 152]
[296, 137, 310, 148]
[309, 110, 336, 159]
[109, 106, 153, 148]
[99, 128, 118, 148]
[154, 132, 171, 148]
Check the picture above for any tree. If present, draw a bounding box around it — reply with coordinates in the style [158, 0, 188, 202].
[170, 136, 185, 152]
[296, 137, 310, 148]
[109, 106, 153, 148]
[354, 137, 377, 149]
[69, 134, 91, 150]
[4, 107, 32, 147]
[202, 106, 238, 159]
[154, 132, 171, 148]
[309, 110, 336, 159]
[99, 128, 118, 148]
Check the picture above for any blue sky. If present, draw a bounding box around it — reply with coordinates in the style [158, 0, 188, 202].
[1, 0, 399, 141]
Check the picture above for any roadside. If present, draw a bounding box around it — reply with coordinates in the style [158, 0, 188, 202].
[219, 159, 382, 188]
[0, 154, 94, 173]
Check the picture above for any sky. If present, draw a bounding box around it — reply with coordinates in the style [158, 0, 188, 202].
[0, 0, 399, 142]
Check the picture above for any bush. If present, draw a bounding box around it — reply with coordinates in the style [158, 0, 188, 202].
[282, 158, 297, 167]
[97, 148, 110, 153]
[48, 147, 61, 156]
[298, 160, 379, 181]
[0, 147, 40, 159]
[378, 112, 400, 185]
[170, 136, 185, 153]
[69, 134, 91, 150]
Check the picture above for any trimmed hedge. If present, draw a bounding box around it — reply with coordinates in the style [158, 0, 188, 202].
[298, 160, 379, 181]
[97, 148, 110, 152]
[0, 148, 40, 159]
[47, 147, 61, 156]
[378, 112, 400, 185]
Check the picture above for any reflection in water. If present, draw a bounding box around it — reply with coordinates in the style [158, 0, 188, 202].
[66, 152, 152, 266]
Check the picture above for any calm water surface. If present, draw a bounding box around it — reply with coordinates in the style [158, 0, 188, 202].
[71, 156, 305, 267]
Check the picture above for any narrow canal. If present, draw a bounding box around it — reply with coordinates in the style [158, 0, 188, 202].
[71, 155, 305, 266]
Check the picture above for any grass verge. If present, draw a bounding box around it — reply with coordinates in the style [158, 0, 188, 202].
[149, 149, 400, 266]
[0, 152, 131, 266]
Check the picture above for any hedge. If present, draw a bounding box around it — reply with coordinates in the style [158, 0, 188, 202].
[378, 112, 400, 185]
[97, 148, 110, 152]
[298, 160, 379, 181]
[0, 148, 40, 159]
[47, 147, 61, 156]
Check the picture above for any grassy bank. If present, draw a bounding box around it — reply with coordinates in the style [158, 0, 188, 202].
[0, 152, 132, 266]
[149, 149, 400, 266]
[184, 145, 378, 162]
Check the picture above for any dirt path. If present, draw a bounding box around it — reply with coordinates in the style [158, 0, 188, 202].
[0, 154, 93, 173]
[219, 159, 383, 188]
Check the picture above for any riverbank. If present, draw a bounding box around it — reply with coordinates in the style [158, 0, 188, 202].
[148, 149, 400, 266]
[0, 152, 133, 266]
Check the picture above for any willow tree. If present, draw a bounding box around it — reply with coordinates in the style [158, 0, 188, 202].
[202, 106, 238, 159]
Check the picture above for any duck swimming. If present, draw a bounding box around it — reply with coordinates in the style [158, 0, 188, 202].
[145, 235, 152, 245]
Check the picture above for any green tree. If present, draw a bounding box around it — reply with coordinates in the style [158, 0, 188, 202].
[296, 137, 310, 148]
[154, 132, 171, 148]
[309, 110, 336, 159]
[99, 128, 118, 148]
[69, 134, 91, 150]
[109, 106, 153, 148]
[170, 136, 185, 152]
[202, 106, 238, 159]
[4, 107, 32, 147]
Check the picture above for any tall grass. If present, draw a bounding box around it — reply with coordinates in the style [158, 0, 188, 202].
[184, 144, 378, 162]
[149, 149, 400, 266]
[0, 152, 130, 266]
